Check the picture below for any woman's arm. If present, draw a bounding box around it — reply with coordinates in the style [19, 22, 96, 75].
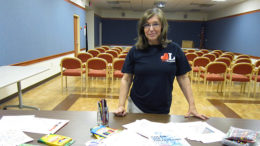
[114, 73, 133, 116]
[176, 73, 208, 120]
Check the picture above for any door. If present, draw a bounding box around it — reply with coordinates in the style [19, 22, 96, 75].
[74, 15, 80, 57]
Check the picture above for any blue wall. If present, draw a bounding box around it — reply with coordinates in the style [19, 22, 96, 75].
[0, 0, 86, 65]
[205, 12, 260, 56]
[102, 18, 138, 45]
[101, 18, 203, 47]
[168, 21, 203, 47]
[94, 14, 101, 47]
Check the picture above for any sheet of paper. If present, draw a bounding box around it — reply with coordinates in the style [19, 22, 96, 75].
[0, 129, 33, 146]
[0, 115, 69, 134]
[24, 117, 69, 134]
[123, 119, 225, 144]
[102, 130, 154, 146]
[0, 115, 35, 131]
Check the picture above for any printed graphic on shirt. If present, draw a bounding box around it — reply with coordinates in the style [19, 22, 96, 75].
[161, 53, 175, 62]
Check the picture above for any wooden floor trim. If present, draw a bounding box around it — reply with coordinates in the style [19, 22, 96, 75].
[53, 94, 119, 110]
[208, 99, 260, 118]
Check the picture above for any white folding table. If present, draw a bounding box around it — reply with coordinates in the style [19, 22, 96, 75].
[0, 66, 48, 110]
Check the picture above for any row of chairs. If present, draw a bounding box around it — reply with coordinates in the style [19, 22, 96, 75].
[88, 46, 129, 58]
[187, 49, 260, 97]
[197, 61, 260, 97]
[60, 55, 125, 92]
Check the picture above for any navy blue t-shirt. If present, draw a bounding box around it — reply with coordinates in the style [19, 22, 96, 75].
[122, 42, 191, 114]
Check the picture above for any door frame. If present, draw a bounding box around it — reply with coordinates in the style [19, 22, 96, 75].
[73, 15, 80, 57]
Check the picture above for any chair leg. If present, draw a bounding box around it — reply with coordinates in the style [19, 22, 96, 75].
[253, 81, 256, 97]
[223, 81, 226, 96]
[65, 76, 67, 88]
[247, 81, 251, 97]
[61, 75, 63, 92]
[229, 80, 233, 97]
[106, 76, 108, 96]
[111, 75, 114, 94]
[81, 75, 83, 92]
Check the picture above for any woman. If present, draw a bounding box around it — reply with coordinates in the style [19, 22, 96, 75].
[114, 8, 208, 120]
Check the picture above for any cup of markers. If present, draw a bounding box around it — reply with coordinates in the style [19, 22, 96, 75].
[97, 99, 109, 126]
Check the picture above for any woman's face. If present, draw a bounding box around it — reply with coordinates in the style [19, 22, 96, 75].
[144, 15, 162, 45]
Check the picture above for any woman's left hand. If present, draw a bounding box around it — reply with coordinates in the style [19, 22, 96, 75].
[185, 108, 209, 120]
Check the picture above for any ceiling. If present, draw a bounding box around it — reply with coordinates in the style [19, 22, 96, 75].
[89, 0, 247, 13]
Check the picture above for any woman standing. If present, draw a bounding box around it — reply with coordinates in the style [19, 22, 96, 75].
[114, 8, 208, 120]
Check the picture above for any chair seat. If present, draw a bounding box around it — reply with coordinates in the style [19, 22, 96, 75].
[113, 70, 123, 78]
[252, 75, 260, 82]
[63, 69, 85, 76]
[227, 74, 250, 82]
[88, 69, 106, 77]
[200, 74, 224, 81]
[193, 66, 199, 72]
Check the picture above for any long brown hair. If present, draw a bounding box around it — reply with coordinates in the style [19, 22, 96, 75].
[135, 8, 171, 50]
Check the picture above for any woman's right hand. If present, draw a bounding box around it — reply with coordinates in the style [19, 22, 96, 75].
[114, 106, 127, 117]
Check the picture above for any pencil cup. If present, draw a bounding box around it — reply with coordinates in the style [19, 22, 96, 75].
[97, 107, 109, 126]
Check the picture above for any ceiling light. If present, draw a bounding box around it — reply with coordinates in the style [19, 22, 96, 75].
[155, 1, 166, 8]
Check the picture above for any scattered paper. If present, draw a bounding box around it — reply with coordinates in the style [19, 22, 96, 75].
[123, 119, 225, 144]
[0, 115, 69, 134]
[0, 129, 33, 146]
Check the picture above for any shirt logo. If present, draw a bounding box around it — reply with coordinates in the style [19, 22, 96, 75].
[161, 53, 175, 62]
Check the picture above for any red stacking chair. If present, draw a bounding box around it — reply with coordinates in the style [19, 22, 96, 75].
[86, 58, 109, 93]
[227, 63, 253, 97]
[199, 62, 228, 96]
[60, 57, 85, 92]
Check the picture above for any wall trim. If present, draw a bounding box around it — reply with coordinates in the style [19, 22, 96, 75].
[64, 0, 85, 10]
[208, 9, 260, 22]
[12, 48, 86, 66]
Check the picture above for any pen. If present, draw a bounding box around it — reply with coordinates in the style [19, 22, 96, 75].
[49, 122, 61, 132]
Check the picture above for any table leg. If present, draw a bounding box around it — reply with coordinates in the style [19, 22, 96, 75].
[3, 81, 40, 110]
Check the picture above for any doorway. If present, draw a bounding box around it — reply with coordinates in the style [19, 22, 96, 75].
[74, 15, 80, 57]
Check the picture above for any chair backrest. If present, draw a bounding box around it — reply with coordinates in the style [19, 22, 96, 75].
[200, 49, 209, 54]
[215, 57, 232, 67]
[220, 54, 233, 61]
[195, 51, 204, 57]
[255, 60, 260, 68]
[193, 57, 210, 67]
[113, 59, 125, 70]
[211, 52, 220, 58]
[96, 47, 106, 53]
[111, 48, 121, 54]
[77, 52, 93, 63]
[256, 67, 260, 76]
[185, 53, 197, 62]
[235, 58, 252, 64]
[87, 58, 107, 70]
[187, 49, 196, 53]
[101, 46, 110, 50]
[203, 53, 216, 62]
[88, 49, 100, 57]
[97, 53, 113, 63]
[118, 54, 127, 58]
[106, 50, 118, 58]
[115, 47, 123, 52]
[206, 62, 227, 74]
[61, 57, 82, 69]
[223, 52, 234, 56]
[237, 55, 250, 59]
[213, 50, 223, 55]
[232, 63, 253, 75]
